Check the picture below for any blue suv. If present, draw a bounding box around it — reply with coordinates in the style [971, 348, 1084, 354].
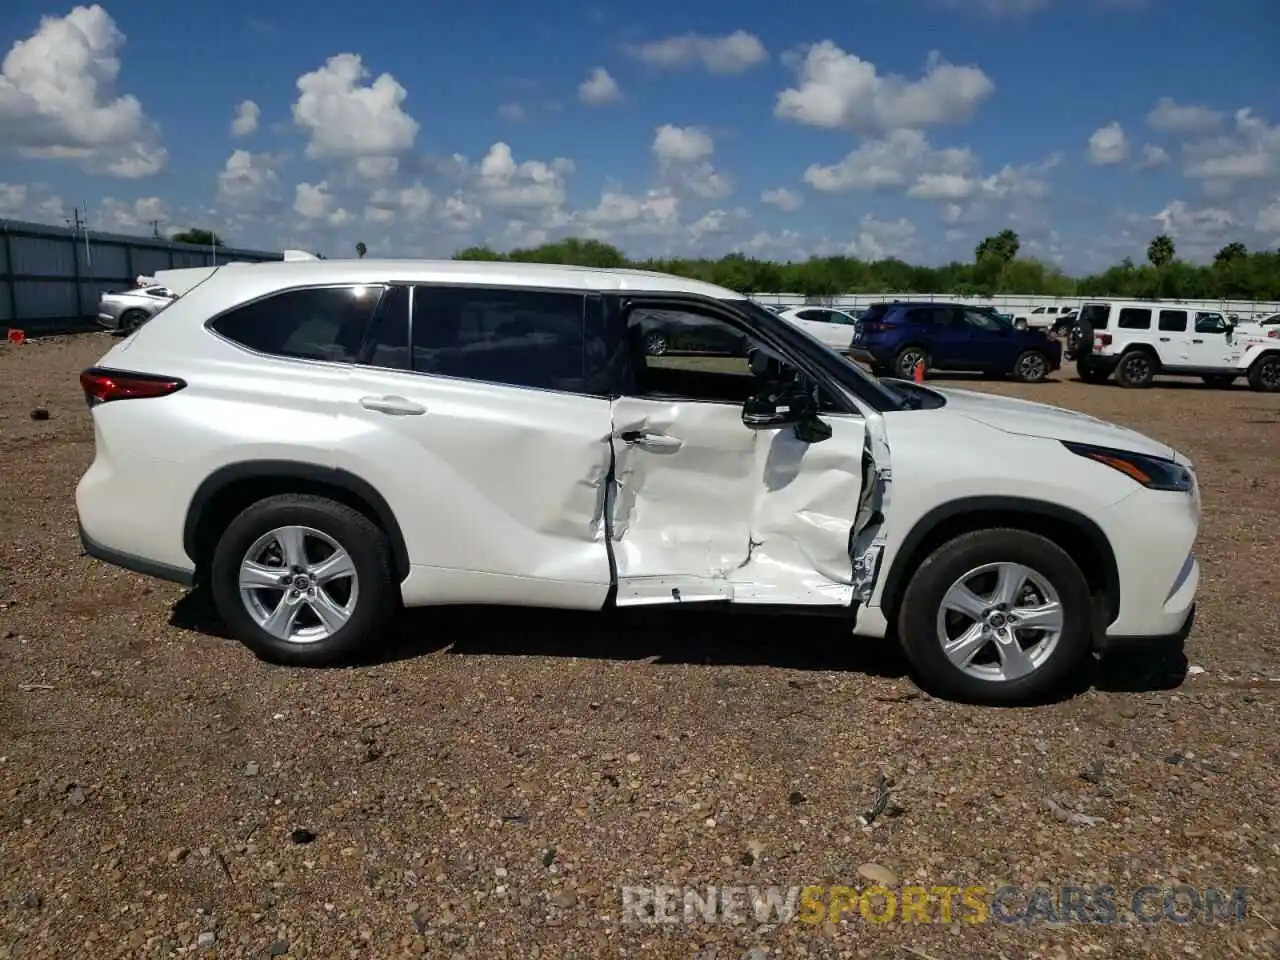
[848, 302, 1062, 382]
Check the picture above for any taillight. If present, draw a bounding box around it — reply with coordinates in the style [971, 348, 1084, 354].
[79, 368, 186, 406]
[1269, 329, 1278, 338]
[1096, 334, 1113, 347]
[862, 322, 886, 334]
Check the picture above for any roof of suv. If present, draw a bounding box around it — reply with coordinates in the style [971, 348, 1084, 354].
[159, 258, 744, 301]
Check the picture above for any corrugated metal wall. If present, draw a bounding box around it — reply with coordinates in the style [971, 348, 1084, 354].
[0, 219, 282, 331]
[753, 292, 1280, 318]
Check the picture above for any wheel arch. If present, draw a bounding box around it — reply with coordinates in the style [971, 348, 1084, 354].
[1119, 342, 1161, 366]
[184, 461, 411, 583]
[878, 496, 1120, 629]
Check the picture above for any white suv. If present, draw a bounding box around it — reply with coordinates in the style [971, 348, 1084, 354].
[773, 305, 859, 352]
[1072, 300, 1280, 391]
[76, 260, 1201, 705]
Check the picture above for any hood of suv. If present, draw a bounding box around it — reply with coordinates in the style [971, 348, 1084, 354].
[930, 386, 1177, 459]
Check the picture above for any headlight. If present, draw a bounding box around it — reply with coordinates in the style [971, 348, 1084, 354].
[1062, 441, 1193, 492]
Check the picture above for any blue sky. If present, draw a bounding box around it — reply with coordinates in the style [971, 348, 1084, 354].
[0, 0, 1277, 273]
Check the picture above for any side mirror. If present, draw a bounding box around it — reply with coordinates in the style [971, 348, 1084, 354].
[742, 381, 831, 443]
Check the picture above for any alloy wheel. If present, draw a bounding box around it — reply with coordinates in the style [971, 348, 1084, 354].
[238, 525, 360, 643]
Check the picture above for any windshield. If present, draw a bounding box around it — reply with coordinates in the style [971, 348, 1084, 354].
[733, 299, 914, 410]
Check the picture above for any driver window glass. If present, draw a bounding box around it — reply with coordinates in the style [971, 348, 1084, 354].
[626, 307, 837, 409]
[1194, 313, 1225, 334]
[962, 309, 1002, 330]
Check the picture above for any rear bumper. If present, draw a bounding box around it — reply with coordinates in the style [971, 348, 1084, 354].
[79, 520, 194, 586]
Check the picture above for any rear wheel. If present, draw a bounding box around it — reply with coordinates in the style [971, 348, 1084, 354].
[1115, 350, 1156, 388]
[896, 529, 1094, 705]
[210, 493, 399, 666]
[1248, 354, 1280, 392]
[120, 309, 148, 333]
[894, 346, 929, 380]
[1012, 349, 1050, 383]
[1201, 374, 1236, 388]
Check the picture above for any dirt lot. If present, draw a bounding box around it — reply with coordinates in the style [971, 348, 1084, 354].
[1, 333, 1278, 959]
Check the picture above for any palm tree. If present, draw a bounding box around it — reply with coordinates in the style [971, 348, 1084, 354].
[355, 241, 367, 259]
[1213, 241, 1247, 267]
[1148, 233, 1175, 268]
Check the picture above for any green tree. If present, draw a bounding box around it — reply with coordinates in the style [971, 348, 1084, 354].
[171, 228, 223, 247]
[1213, 241, 1247, 267]
[355, 241, 368, 259]
[1147, 233, 1176, 268]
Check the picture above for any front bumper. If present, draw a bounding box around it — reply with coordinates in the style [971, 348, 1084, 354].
[1097, 601, 1196, 655]
[96, 311, 122, 330]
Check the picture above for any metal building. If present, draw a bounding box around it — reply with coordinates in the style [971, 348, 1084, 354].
[0, 218, 282, 333]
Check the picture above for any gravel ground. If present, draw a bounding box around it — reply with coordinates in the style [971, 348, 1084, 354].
[1, 333, 1278, 960]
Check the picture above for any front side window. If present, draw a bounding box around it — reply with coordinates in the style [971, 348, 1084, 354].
[210, 284, 387, 363]
[1195, 312, 1228, 334]
[410, 286, 586, 392]
[962, 309, 1005, 331]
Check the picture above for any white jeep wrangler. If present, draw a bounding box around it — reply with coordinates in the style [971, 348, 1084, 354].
[1070, 300, 1280, 391]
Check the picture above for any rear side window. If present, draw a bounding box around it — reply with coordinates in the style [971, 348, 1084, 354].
[906, 307, 947, 326]
[860, 305, 890, 324]
[210, 285, 387, 362]
[411, 286, 585, 392]
[1079, 303, 1110, 329]
[1117, 308, 1152, 330]
[1158, 309, 1188, 332]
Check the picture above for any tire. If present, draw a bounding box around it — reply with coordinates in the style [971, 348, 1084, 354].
[1200, 374, 1236, 388]
[1247, 354, 1280, 393]
[120, 310, 148, 333]
[1012, 349, 1050, 383]
[1115, 350, 1156, 388]
[644, 331, 668, 356]
[896, 528, 1094, 706]
[210, 493, 398, 666]
[894, 346, 929, 380]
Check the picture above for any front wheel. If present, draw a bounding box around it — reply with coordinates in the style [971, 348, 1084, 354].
[644, 331, 668, 356]
[896, 529, 1094, 705]
[1247, 354, 1280, 392]
[1012, 349, 1050, 383]
[1115, 351, 1156, 388]
[210, 493, 399, 666]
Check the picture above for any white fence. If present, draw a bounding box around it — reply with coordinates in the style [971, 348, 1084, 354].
[752, 292, 1280, 321]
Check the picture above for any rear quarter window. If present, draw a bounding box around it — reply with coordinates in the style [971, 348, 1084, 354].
[1079, 303, 1111, 329]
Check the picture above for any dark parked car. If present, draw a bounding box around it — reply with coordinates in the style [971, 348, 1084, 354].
[634, 309, 748, 357]
[848, 302, 1063, 382]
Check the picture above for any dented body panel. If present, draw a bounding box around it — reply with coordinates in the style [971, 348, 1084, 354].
[608, 398, 869, 606]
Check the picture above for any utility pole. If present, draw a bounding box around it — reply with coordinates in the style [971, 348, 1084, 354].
[148, 219, 162, 239]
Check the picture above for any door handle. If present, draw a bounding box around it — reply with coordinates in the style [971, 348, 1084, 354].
[360, 395, 426, 416]
[618, 430, 683, 450]
[1159, 337, 1171, 342]
[1192, 338, 1204, 343]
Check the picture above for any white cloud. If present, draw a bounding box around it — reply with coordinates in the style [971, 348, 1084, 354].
[843, 215, 919, 260]
[578, 67, 622, 105]
[231, 100, 260, 137]
[631, 30, 768, 75]
[652, 125, 732, 199]
[365, 181, 433, 223]
[775, 43, 994, 134]
[93, 196, 169, 233]
[1087, 122, 1128, 165]
[498, 101, 527, 121]
[760, 187, 803, 211]
[1137, 143, 1169, 169]
[943, 0, 1050, 13]
[652, 125, 714, 163]
[576, 186, 681, 237]
[804, 129, 975, 193]
[217, 149, 279, 206]
[292, 53, 419, 176]
[1181, 108, 1280, 191]
[294, 180, 350, 225]
[1151, 200, 1236, 256]
[472, 142, 574, 210]
[0, 5, 167, 177]
[1146, 97, 1223, 135]
[1257, 199, 1280, 235]
[0, 183, 28, 215]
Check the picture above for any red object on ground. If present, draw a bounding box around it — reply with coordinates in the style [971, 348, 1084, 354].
[913, 359, 925, 383]
[7, 329, 24, 345]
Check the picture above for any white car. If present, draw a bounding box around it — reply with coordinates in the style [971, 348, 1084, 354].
[774, 305, 859, 352]
[1072, 301, 1280, 391]
[76, 260, 1200, 705]
[96, 284, 178, 333]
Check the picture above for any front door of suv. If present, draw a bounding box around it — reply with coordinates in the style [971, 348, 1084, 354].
[606, 299, 866, 607]
[337, 283, 617, 610]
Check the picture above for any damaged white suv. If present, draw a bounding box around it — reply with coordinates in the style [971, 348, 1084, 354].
[76, 260, 1200, 704]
